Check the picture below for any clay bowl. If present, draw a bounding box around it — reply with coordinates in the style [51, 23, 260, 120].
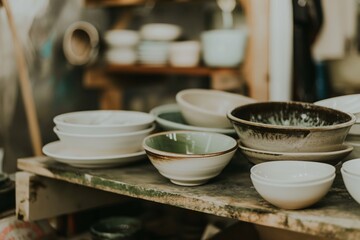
[142, 131, 237, 186]
[227, 101, 356, 153]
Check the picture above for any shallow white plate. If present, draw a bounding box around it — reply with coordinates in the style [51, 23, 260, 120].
[239, 142, 353, 165]
[43, 141, 147, 168]
[150, 104, 236, 136]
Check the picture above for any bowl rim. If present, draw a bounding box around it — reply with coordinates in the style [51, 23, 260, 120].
[341, 158, 360, 176]
[250, 173, 336, 187]
[53, 124, 155, 138]
[54, 110, 155, 129]
[142, 130, 238, 158]
[227, 101, 356, 130]
[176, 88, 256, 118]
[250, 160, 336, 184]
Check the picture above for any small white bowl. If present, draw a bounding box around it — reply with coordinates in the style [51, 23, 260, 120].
[341, 167, 360, 204]
[143, 131, 237, 186]
[54, 110, 155, 135]
[251, 174, 335, 210]
[342, 158, 360, 177]
[140, 23, 182, 41]
[176, 88, 256, 128]
[105, 48, 137, 65]
[54, 124, 155, 155]
[250, 161, 336, 184]
[104, 30, 140, 48]
[169, 41, 201, 67]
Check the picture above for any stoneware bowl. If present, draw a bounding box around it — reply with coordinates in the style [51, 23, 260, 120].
[54, 124, 155, 155]
[315, 94, 360, 136]
[341, 159, 360, 204]
[104, 29, 140, 48]
[250, 161, 336, 184]
[142, 131, 237, 186]
[140, 23, 182, 41]
[250, 173, 335, 210]
[176, 88, 256, 128]
[54, 110, 155, 135]
[228, 101, 356, 152]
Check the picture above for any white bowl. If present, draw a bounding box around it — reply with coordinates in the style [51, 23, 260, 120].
[250, 161, 336, 184]
[169, 41, 201, 67]
[315, 94, 360, 135]
[341, 167, 360, 204]
[54, 124, 155, 155]
[105, 48, 137, 65]
[342, 158, 360, 177]
[54, 110, 155, 135]
[176, 89, 256, 128]
[143, 131, 237, 186]
[140, 23, 182, 41]
[201, 28, 247, 67]
[251, 174, 335, 209]
[104, 30, 140, 48]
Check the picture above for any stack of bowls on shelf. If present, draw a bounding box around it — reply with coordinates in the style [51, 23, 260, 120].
[227, 101, 356, 165]
[149, 88, 256, 136]
[250, 161, 336, 209]
[42, 110, 155, 168]
[138, 23, 182, 66]
[104, 29, 140, 65]
[341, 158, 360, 205]
[142, 130, 238, 186]
[314, 94, 360, 160]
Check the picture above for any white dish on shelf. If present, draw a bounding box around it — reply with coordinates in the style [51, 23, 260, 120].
[150, 104, 236, 135]
[43, 141, 147, 168]
[239, 142, 353, 165]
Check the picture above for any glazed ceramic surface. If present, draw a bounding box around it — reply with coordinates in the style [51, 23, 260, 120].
[315, 94, 360, 135]
[104, 29, 140, 48]
[140, 23, 182, 41]
[176, 88, 256, 128]
[239, 143, 352, 165]
[150, 104, 236, 135]
[341, 167, 360, 205]
[90, 217, 142, 239]
[250, 161, 335, 184]
[54, 124, 155, 155]
[228, 101, 356, 152]
[43, 141, 146, 168]
[142, 131, 237, 186]
[54, 110, 155, 135]
[251, 173, 335, 210]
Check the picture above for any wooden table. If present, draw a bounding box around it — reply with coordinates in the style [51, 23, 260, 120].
[15, 151, 360, 240]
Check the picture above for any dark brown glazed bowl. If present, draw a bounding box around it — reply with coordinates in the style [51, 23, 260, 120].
[227, 101, 356, 153]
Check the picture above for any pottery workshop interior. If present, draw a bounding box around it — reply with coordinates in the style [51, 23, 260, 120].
[0, 0, 360, 239]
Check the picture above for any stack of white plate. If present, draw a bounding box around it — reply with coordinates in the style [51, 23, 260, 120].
[42, 110, 155, 168]
[104, 29, 140, 65]
[138, 23, 182, 66]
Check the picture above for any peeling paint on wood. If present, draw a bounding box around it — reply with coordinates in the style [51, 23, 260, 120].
[17, 156, 360, 240]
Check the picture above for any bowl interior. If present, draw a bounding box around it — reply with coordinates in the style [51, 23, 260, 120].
[144, 132, 236, 155]
[230, 102, 352, 127]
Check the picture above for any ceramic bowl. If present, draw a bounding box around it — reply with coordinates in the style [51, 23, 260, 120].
[149, 104, 236, 135]
[90, 217, 143, 239]
[341, 159, 360, 204]
[54, 110, 155, 135]
[105, 48, 137, 65]
[201, 28, 247, 67]
[140, 23, 182, 41]
[54, 124, 155, 155]
[251, 161, 335, 184]
[169, 41, 201, 67]
[315, 94, 360, 135]
[251, 173, 335, 209]
[228, 101, 356, 153]
[104, 29, 140, 48]
[176, 89, 256, 128]
[142, 131, 237, 186]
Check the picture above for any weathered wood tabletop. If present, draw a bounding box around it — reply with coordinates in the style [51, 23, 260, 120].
[17, 151, 360, 240]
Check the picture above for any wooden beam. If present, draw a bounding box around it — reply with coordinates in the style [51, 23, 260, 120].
[16, 172, 127, 221]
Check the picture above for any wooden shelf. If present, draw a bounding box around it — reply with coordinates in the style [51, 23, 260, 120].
[85, 0, 205, 7]
[17, 155, 360, 240]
